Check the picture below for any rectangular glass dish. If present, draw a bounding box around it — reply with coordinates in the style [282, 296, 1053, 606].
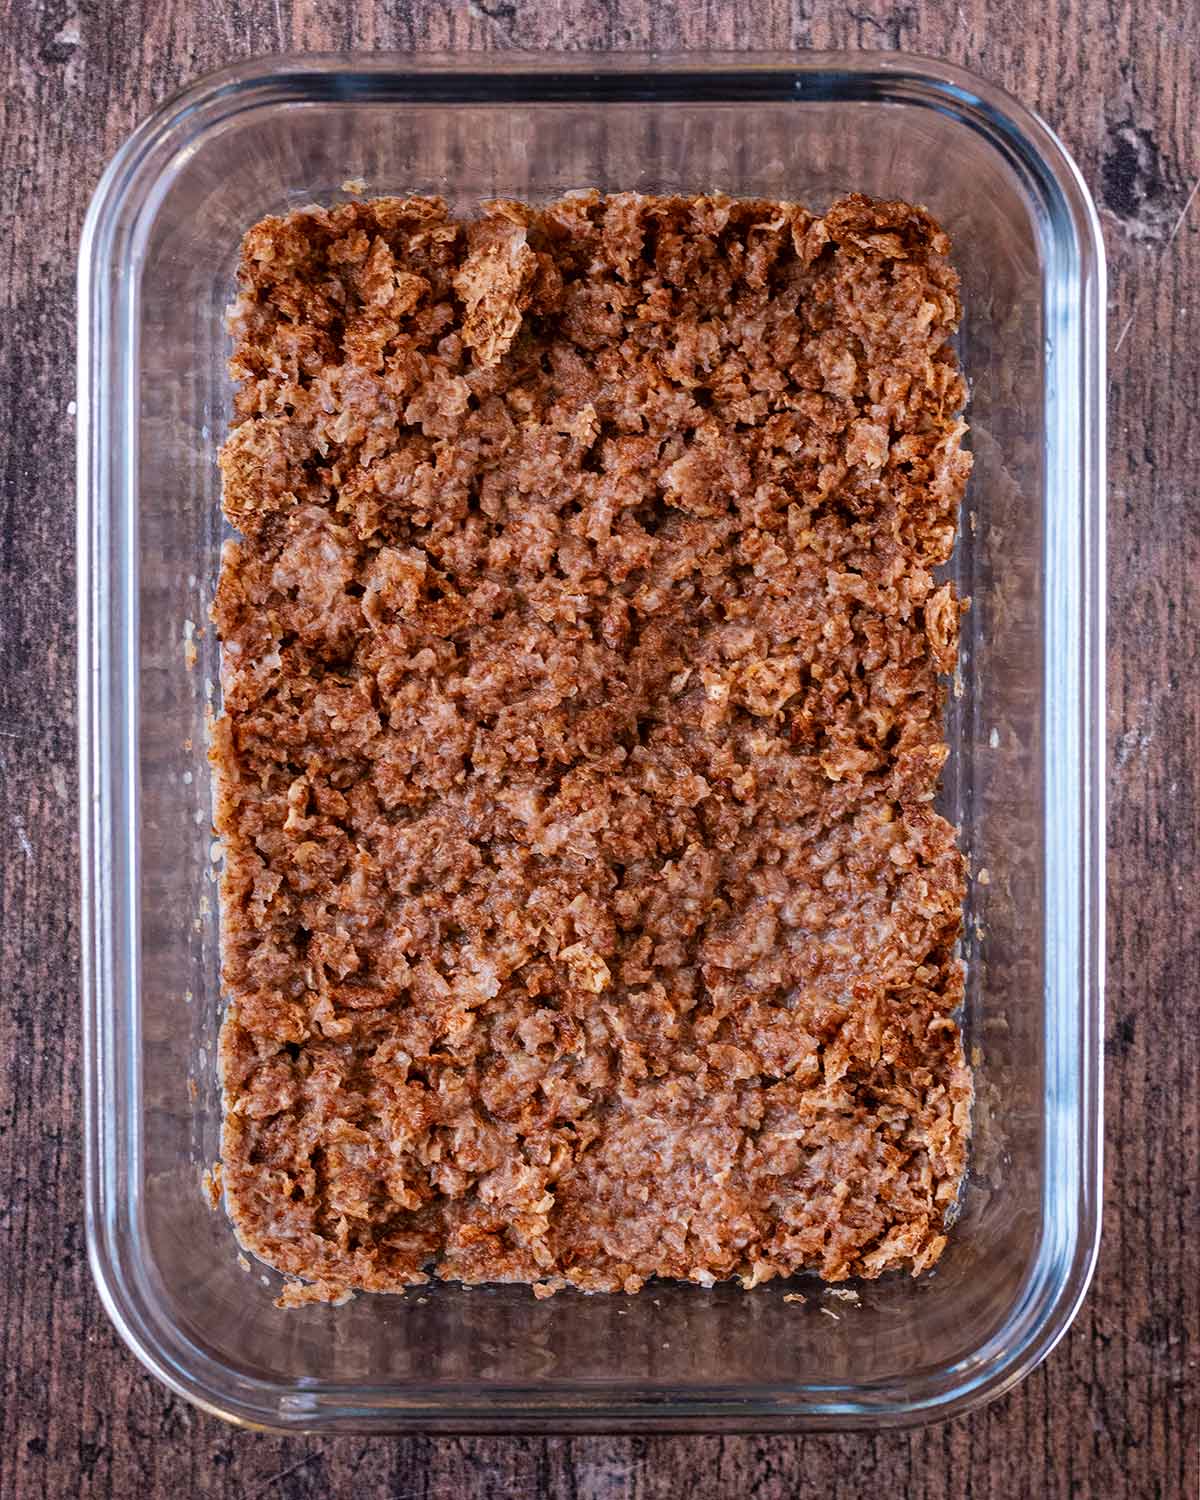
[78, 52, 1105, 1433]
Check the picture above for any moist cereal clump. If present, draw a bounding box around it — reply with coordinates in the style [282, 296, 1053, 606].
[212, 191, 973, 1300]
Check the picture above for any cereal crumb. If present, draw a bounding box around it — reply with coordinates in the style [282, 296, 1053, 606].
[783, 1292, 807, 1304]
[200, 1162, 222, 1209]
[275, 1278, 356, 1309]
[214, 191, 972, 1300]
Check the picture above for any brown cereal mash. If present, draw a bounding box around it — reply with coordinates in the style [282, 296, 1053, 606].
[212, 191, 973, 1299]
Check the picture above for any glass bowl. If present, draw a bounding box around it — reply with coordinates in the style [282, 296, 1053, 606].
[77, 51, 1105, 1433]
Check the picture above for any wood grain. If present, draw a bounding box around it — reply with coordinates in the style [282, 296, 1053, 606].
[1, 0, 1197, 1495]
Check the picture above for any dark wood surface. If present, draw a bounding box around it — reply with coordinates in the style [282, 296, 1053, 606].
[1, 0, 1197, 1494]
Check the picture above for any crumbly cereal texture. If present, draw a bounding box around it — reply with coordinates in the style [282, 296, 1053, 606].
[212, 191, 973, 1299]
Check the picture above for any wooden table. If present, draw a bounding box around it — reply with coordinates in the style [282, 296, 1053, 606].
[1, 1, 1196, 1494]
